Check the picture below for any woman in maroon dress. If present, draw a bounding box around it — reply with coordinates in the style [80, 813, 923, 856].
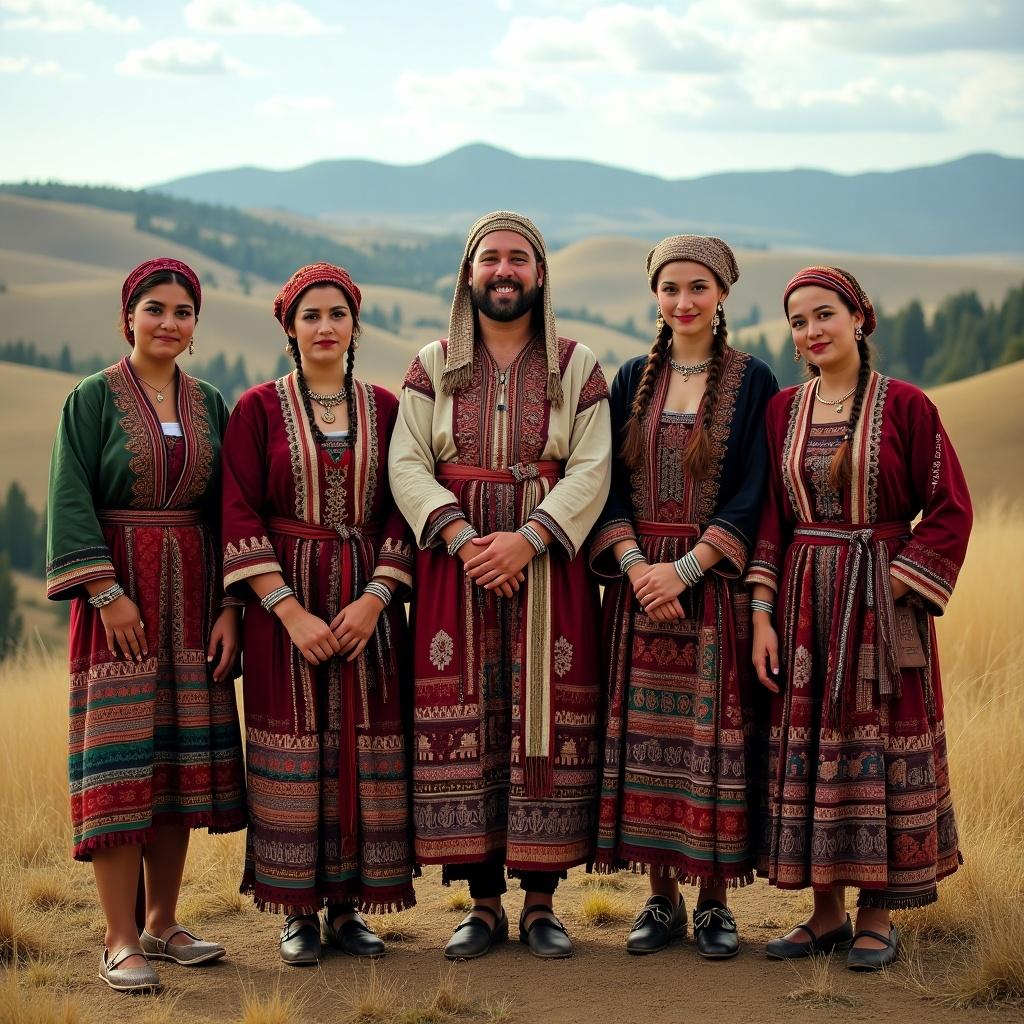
[221, 263, 415, 965]
[748, 266, 972, 971]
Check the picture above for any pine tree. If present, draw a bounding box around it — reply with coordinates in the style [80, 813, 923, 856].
[0, 553, 23, 659]
[1, 482, 37, 573]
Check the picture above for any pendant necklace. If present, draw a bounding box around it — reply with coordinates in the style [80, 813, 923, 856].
[815, 379, 857, 414]
[305, 385, 347, 424]
[495, 368, 509, 412]
[668, 354, 713, 382]
[138, 371, 175, 403]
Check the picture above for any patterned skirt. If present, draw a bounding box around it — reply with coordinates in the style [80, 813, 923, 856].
[761, 532, 960, 908]
[68, 511, 245, 860]
[596, 528, 760, 884]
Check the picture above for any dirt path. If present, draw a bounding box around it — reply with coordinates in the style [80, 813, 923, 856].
[51, 866, 1012, 1024]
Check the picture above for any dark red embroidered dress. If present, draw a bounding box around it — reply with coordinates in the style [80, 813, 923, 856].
[747, 374, 973, 908]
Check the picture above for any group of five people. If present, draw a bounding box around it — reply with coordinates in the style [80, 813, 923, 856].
[45, 210, 972, 994]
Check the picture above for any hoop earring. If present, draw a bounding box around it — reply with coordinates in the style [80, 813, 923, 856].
[712, 303, 722, 336]
[793, 346, 802, 363]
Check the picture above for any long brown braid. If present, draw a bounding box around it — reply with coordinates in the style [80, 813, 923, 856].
[284, 293, 360, 451]
[620, 306, 729, 481]
[797, 266, 873, 491]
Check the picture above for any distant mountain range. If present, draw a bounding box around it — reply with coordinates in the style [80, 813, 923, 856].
[151, 144, 1024, 256]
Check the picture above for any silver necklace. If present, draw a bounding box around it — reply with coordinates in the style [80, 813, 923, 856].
[815, 379, 857, 414]
[304, 385, 347, 424]
[668, 354, 713, 382]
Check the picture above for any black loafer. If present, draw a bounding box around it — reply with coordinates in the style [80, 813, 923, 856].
[519, 903, 573, 959]
[693, 900, 739, 959]
[322, 909, 386, 959]
[847, 925, 900, 972]
[279, 914, 322, 966]
[765, 915, 853, 960]
[626, 895, 687, 955]
[444, 905, 508, 960]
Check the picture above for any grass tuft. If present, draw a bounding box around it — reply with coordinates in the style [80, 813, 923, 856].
[445, 890, 472, 913]
[338, 960, 402, 1023]
[580, 891, 628, 927]
[785, 955, 857, 1007]
[0, 964, 80, 1024]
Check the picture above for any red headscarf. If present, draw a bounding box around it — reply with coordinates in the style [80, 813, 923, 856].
[273, 263, 362, 331]
[783, 265, 877, 337]
[121, 258, 202, 343]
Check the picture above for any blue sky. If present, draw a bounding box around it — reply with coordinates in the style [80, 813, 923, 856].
[1, 0, 1022, 188]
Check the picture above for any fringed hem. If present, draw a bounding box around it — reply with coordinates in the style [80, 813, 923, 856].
[857, 889, 938, 910]
[72, 809, 247, 862]
[240, 877, 417, 917]
[596, 847, 755, 887]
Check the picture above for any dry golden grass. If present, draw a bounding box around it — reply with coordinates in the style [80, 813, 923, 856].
[785, 954, 858, 1007]
[578, 872, 627, 891]
[579, 891, 629, 927]
[444, 890, 472, 913]
[0, 963, 79, 1024]
[236, 981, 307, 1024]
[336, 960, 403, 1023]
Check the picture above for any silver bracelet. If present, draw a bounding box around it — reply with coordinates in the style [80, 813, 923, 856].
[618, 547, 648, 574]
[673, 550, 705, 587]
[363, 580, 393, 608]
[518, 523, 547, 556]
[447, 524, 478, 557]
[261, 585, 294, 612]
[88, 582, 124, 608]
[750, 598, 775, 616]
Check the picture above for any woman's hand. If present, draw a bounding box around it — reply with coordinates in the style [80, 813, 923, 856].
[207, 606, 241, 682]
[463, 533, 531, 597]
[329, 594, 383, 662]
[277, 600, 343, 665]
[100, 595, 147, 662]
[751, 618, 781, 694]
[889, 573, 910, 602]
[633, 562, 686, 619]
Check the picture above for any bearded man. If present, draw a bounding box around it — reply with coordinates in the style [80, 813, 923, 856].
[389, 211, 611, 959]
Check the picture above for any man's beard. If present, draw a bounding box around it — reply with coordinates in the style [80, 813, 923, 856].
[470, 278, 540, 322]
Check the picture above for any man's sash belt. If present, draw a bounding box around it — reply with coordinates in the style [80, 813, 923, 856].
[793, 520, 910, 723]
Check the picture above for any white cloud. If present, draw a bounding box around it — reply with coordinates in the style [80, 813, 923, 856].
[497, 4, 734, 74]
[254, 94, 332, 117]
[0, 53, 61, 74]
[0, 0, 139, 32]
[183, 0, 328, 35]
[116, 37, 254, 77]
[395, 68, 582, 116]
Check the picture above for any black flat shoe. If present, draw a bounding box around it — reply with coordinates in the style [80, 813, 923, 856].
[765, 915, 853, 960]
[693, 900, 739, 959]
[279, 914, 322, 966]
[519, 904, 573, 959]
[626, 895, 687, 955]
[846, 925, 900, 972]
[322, 909, 386, 959]
[444, 905, 508, 960]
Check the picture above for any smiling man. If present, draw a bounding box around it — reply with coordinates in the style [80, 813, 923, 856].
[389, 210, 611, 961]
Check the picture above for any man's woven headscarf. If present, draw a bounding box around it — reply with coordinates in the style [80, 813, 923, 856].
[441, 210, 562, 406]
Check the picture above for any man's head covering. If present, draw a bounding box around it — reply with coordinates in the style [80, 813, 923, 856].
[783, 266, 877, 337]
[273, 262, 362, 332]
[646, 235, 740, 293]
[121, 258, 202, 344]
[442, 210, 562, 406]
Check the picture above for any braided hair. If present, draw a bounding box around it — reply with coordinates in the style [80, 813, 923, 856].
[795, 266, 873, 491]
[284, 291, 360, 451]
[620, 301, 729, 481]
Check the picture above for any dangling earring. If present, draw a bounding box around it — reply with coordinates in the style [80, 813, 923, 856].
[352, 338, 360, 351]
[793, 345, 802, 363]
[854, 325, 864, 342]
[655, 309, 665, 335]
[712, 302, 722, 336]
[188, 338, 195, 356]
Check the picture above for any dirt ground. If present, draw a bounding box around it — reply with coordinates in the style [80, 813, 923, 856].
[50, 864, 1018, 1024]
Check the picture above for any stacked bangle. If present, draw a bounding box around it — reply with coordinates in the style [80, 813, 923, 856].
[750, 598, 775, 616]
[261, 585, 294, 612]
[88, 582, 125, 608]
[447, 524, 478, 557]
[673, 550, 705, 587]
[518, 523, 547, 556]
[363, 580, 393, 608]
[618, 547, 648, 574]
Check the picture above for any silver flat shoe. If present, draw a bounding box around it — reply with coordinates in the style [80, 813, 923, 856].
[140, 924, 226, 966]
[98, 945, 161, 993]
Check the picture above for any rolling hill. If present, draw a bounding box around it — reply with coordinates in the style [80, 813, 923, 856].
[152, 144, 1024, 256]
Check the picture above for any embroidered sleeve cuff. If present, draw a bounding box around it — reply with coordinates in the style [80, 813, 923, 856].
[529, 509, 576, 560]
[45, 548, 116, 601]
[372, 566, 413, 595]
[701, 521, 750, 579]
[891, 543, 959, 615]
[223, 535, 283, 593]
[589, 519, 639, 578]
[422, 503, 467, 548]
